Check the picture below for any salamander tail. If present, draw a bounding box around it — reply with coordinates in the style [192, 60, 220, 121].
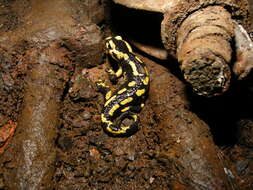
[102, 113, 139, 137]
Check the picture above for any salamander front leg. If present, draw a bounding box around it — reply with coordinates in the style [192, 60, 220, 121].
[106, 66, 123, 83]
[95, 80, 113, 100]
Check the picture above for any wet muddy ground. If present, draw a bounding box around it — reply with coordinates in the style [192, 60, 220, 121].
[0, 0, 253, 190]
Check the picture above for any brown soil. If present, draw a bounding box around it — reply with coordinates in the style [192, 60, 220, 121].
[0, 0, 252, 190]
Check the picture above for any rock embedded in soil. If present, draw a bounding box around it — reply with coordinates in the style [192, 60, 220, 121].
[69, 74, 98, 101]
[78, 0, 105, 24]
[0, 0, 104, 68]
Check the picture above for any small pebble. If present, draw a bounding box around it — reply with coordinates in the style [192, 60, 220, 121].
[82, 111, 92, 120]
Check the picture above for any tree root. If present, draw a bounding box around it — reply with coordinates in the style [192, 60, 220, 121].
[177, 6, 233, 96]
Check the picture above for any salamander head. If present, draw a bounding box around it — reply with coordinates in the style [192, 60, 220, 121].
[105, 36, 133, 61]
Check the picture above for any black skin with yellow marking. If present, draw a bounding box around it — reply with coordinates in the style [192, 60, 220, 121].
[97, 36, 149, 137]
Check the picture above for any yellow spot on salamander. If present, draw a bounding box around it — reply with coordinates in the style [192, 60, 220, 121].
[124, 41, 133, 52]
[101, 114, 112, 124]
[121, 107, 130, 112]
[128, 81, 136, 87]
[118, 88, 127, 94]
[136, 89, 145, 96]
[120, 52, 129, 60]
[105, 95, 116, 106]
[131, 114, 138, 122]
[115, 36, 122, 40]
[135, 56, 143, 63]
[105, 91, 112, 100]
[110, 50, 129, 61]
[106, 126, 126, 134]
[115, 66, 123, 77]
[97, 81, 108, 88]
[141, 103, 145, 108]
[144, 67, 149, 75]
[107, 68, 115, 74]
[129, 61, 140, 76]
[109, 104, 120, 116]
[120, 97, 133, 105]
[108, 40, 116, 49]
[121, 125, 130, 130]
[142, 77, 149, 85]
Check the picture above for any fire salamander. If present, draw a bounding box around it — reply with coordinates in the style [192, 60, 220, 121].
[96, 36, 149, 136]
